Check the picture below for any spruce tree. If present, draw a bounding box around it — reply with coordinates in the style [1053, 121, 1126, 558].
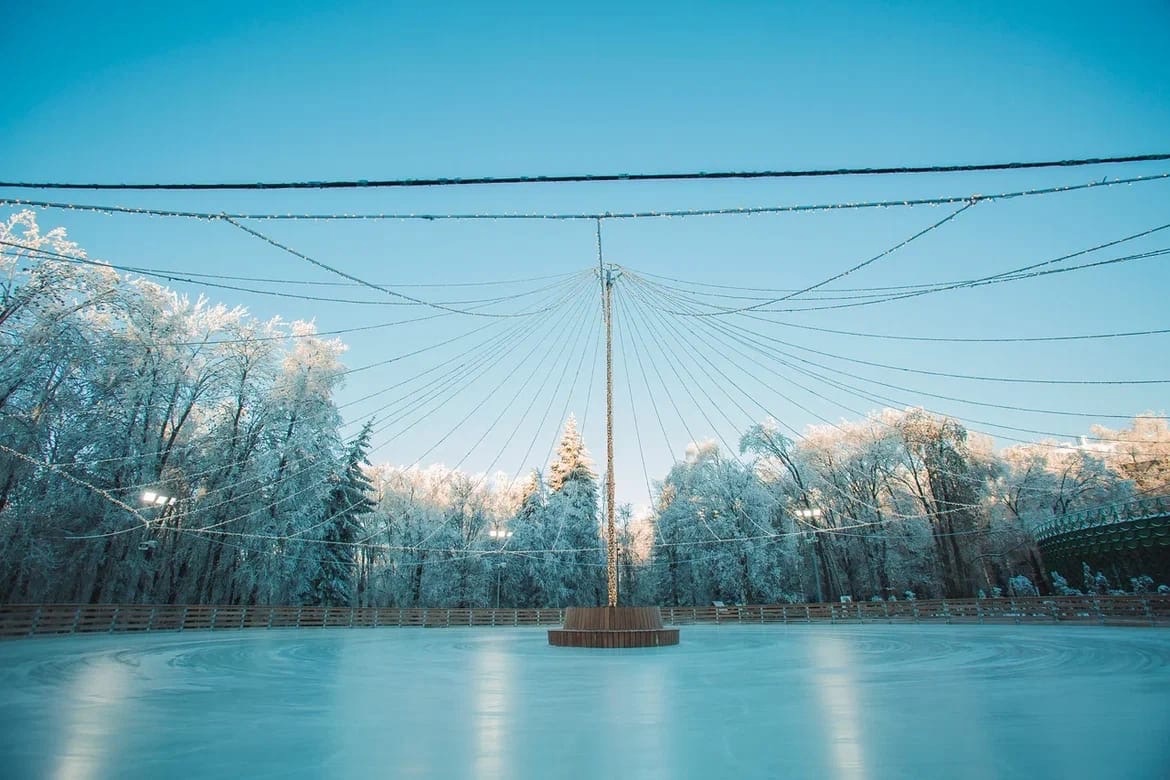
[546, 416, 604, 605]
[308, 422, 375, 606]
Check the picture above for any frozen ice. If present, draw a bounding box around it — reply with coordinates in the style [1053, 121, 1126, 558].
[1, 624, 1169, 779]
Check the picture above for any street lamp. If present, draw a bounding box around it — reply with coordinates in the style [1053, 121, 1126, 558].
[795, 507, 824, 602]
[494, 561, 508, 609]
[141, 490, 177, 507]
[489, 528, 513, 609]
[139, 490, 177, 554]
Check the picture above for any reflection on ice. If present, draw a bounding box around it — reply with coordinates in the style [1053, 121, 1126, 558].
[53, 656, 132, 780]
[0, 625, 1166, 779]
[810, 633, 867, 779]
[473, 638, 513, 779]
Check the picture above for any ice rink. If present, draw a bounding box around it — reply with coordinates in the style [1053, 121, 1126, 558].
[1, 624, 1168, 779]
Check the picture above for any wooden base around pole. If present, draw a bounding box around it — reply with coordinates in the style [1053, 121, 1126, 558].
[547, 606, 680, 649]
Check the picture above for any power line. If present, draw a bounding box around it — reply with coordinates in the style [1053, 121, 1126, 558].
[220, 217, 556, 318]
[689, 200, 977, 316]
[630, 273, 1167, 450]
[749, 320, 1170, 345]
[634, 268, 1170, 385]
[2, 171, 1166, 221]
[3, 153, 1168, 191]
[1, 241, 585, 313]
[654, 218, 1170, 316]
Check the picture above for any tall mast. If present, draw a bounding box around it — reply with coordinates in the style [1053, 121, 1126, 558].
[598, 219, 618, 608]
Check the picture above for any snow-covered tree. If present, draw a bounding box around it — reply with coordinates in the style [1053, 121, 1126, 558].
[307, 422, 375, 606]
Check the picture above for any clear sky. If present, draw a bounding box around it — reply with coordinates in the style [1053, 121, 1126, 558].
[4, 1, 1170, 509]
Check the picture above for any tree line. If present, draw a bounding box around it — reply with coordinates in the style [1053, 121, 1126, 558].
[1, 211, 1168, 607]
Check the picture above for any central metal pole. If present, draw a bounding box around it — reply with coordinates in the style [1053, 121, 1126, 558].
[599, 219, 618, 608]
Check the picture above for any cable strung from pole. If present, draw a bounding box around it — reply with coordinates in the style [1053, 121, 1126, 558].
[449, 293, 596, 473]
[54, 281, 588, 530]
[221, 216, 553, 318]
[625, 277, 1056, 504]
[655, 223, 1170, 316]
[629, 272, 1164, 466]
[2, 241, 586, 314]
[636, 274, 1170, 421]
[7, 276, 585, 481]
[3, 152, 1168, 190]
[338, 300, 567, 413]
[687, 200, 978, 316]
[624, 284, 806, 540]
[613, 303, 657, 507]
[522, 298, 601, 480]
[3, 171, 1167, 222]
[22, 282, 574, 481]
[634, 273, 1170, 385]
[752, 319, 1170, 345]
[365, 284, 589, 444]
[698, 305, 1164, 446]
[338, 274, 591, 376]
[398, 290, 596, 466]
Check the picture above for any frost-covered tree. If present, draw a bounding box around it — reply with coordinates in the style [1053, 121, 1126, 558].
[542, 416, 603, 605]
[307, 422, 375, 606]
[649, 440, 790, 605]
[1091, 416, 1170, 496]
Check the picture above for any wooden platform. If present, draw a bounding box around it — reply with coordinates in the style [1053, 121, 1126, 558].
[547, 606, 680, 648]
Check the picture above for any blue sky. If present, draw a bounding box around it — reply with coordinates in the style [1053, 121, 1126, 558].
[3, 1, 1170, 507]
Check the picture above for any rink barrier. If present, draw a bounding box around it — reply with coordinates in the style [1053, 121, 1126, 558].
[1, 597, 1167, 638]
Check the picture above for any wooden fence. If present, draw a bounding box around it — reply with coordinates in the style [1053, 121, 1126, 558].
[1, 596, 1167, 639]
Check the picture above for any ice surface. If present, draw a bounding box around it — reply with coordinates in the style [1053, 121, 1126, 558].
[1, 624, 1169, 779]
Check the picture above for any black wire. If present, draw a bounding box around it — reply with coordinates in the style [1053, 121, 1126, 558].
[517, 296, 601, 479]
[623, 281, 752, 461]
[402, 289, 596, 465]
[450, 291, 596, 473]
[2, 241, 584, 312]
[220, 217, 554, 318]
[693, 200, 977, 316]
[629, 276, 1100, 503]
[623, 277, 822, 440]
[4, 171, 1167, 221]
[613, 297, 657, 507]
[614, 291, 678, 462]
[637, 275, 1170, 385]
[634, 273, 1166, 448]
[750, 320, 1170, 345]
[704, 302, 1165, 444]
[366, 287, 587, 443]
[4, 153, 1167, 190]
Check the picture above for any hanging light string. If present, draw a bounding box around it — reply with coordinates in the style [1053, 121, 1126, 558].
[0, 171, 1164, 221]
[2, 152, 1167, 191]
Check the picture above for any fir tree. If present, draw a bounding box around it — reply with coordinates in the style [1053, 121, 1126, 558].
[547, 414, 594, 492]
[308, 422, 375, 606]
[546, 416, 604, 605]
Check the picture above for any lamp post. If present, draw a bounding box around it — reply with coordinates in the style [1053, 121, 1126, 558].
[796, 507, 825, 603]
[489, 528, 513, 609]
[138, 490, 177, 554]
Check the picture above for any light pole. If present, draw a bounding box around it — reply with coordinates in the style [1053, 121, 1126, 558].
[796, 507, 824, 603]
[494, 561, 507, 609]
[489, 528, 512, 609]
[139, 490, 177, 554]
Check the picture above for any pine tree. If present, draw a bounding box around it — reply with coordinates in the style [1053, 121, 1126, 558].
[545, 416, 603, 605]
[509, 469, 553, 606]
[308, 422, 375, 606]
[547, 414, 593, 492]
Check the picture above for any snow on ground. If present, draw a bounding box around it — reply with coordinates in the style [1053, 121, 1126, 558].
[1, 624, 1168, 779]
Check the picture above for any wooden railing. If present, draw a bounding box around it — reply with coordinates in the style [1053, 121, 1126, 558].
[1, 597, 1167, 639]
[659, 596, 1170, 627]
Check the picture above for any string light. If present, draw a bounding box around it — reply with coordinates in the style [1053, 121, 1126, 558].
[0, 171, 1163, 221]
